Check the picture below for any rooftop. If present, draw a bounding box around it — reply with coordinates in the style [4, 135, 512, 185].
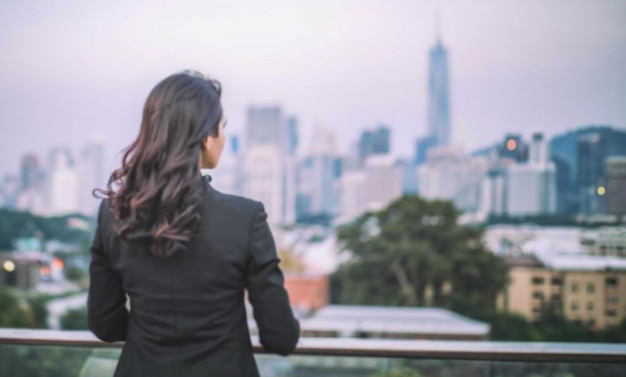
[300, 305, 490, 337]
[536, 254, 626, 271]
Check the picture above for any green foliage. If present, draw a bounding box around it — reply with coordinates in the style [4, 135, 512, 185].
[487, 312, 626, 343]
[0, 208, 92, 250]
[61, 308, 88, 330]
[26, 295, 50, 329]
[0, 287, 35, 328]
[371, 366, 423, 377]
[371, 367, 423, 377]
[65, 266, 86, 283]
[0, 344, 92, 377]
[331, 196, 509, 314]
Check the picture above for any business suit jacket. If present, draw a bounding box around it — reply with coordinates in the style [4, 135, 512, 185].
[87, 177, 300, 377]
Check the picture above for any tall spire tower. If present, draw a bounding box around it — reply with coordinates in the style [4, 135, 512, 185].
[427, 13, 451, 146]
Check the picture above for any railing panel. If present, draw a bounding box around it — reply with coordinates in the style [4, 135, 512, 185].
[0, 329, 625, 377]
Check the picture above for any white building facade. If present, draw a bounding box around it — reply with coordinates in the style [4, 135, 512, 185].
[506, 133, 556, 216]
[417, 146, 488, 213]
[46, 148, 80, 215]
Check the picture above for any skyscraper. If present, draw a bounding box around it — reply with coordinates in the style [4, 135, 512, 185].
[243, 106, 295, 224]
[414, 31, 452, 166]
[506, 133, 557, 216]
[358, 125, 390, 166]
[427, 36, 451, 147]
[78, 137, 105, 216]
[20, 154, 41, 191]
[46, 147, 79, 215]
[550, 126, 626, 214]
[296, 127, 340, 221]
[286, 116, 299, 156]
[417, 146, 487, 213]
[605, 156, 626, 217]
[246, 106, 286, 151]
[210, 135, 243, 196]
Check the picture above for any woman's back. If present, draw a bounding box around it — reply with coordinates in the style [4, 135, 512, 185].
[87, 72, 299, 377]
[89, 181, 300, 377]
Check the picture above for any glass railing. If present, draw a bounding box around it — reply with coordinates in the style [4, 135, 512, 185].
[1, 328, 625, 377]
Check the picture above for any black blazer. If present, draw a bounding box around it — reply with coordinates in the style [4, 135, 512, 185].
[87, 179, 300, 377]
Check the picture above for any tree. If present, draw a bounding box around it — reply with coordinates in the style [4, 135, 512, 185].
[0, 287, 35, 328]
[26, 296, 49, 329]
[0, 208, 92, 250]
[331, 196, 509, 318]
[61, 308, 88, 330]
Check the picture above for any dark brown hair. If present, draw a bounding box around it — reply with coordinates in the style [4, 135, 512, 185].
[96, 70, 223, 256]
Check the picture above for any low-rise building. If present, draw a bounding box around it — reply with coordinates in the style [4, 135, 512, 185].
[299, 305, 489, 340]
[500, 254, 626, 329]
[581, 227, 626, 257]
[0, 252, 41, 290]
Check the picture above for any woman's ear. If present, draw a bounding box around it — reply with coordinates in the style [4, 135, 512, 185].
[202, 136, 213, 151]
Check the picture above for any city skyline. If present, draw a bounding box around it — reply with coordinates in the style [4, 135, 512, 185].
[0, 0, 625, 174]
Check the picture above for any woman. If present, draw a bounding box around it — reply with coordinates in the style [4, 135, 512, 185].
[88, 70, 300, 377]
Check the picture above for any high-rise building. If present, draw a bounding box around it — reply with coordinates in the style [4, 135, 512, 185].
[550, 126, 626, 214]
[246, 106, 286, 151]
[78, 137, 105, 216]
[20, 154, 41, 191]
[506, 133, 556, 216]
[243, 106, 295, 224]
[414, 135, 437, 166]
[286, 116, 299, 156]
[0, 175, 19, 209]
[210, 134, 243, 196]
[417, 146, 487, 213]
[577, 133, 606, 214]
[398, 158, 418, 195]
[364, 155, 403, 212]
[339, 170, 367, 222]
[414, 34, 452, 166]
[480, 168, 507, 217]
[296, 127, 340, 221]
[358, 126, 390, 166]
[297, 156, 338, 221]
[605, 156, 626, 216]
[341, 143, 361, 173]
[499, 134, 529, 163]
[338, 154, 403, 223]
[46, 148, 79, 215]
[243, 145, 284, 224]
[427, 37, 451, 147]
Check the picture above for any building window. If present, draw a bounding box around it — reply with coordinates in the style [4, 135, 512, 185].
[571, 302, 579, 311]
[606, 277, 618, 286]
[606, 310, 617, 317]
[571, 283, 579, 293]
[587, 283, 595, 293]
[533, 292, 544, 299]
[532, 277, 544, 285]
[551, 277, 563, 286]
[587, 302, 594, 311]
[607, 297, 619, 305]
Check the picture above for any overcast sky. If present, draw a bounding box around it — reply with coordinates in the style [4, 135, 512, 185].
[0, 0, 625, 175]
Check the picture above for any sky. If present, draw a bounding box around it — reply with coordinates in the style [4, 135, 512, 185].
[0, 0, 625, 175]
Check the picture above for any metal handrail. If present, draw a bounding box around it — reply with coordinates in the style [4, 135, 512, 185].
[1, 328, 625, 363]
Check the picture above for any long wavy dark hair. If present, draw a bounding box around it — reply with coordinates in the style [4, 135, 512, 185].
[96, 71, 223, 257]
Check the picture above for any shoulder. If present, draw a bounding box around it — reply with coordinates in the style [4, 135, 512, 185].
[205, 186, 263, 221]
[97, 198, 113, 224]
